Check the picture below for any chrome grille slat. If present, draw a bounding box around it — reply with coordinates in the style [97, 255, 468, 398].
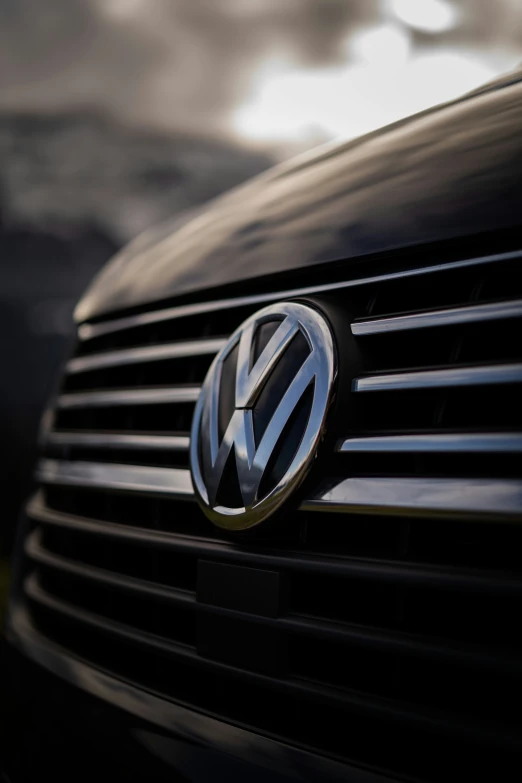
[338, 433, 522, 453]
[304, 477, 522, 519]
[37, 459, 194, 498]
[51, 431, 522, 455]
[37, 460, 522, 517]
[66, 338, 226, 374]
[48, 431, 522, 454]
[351, 298, 522, 335]
[354, 363, 522, 392]
[46, 432, 190, 451]
[57, 387, 201, 409]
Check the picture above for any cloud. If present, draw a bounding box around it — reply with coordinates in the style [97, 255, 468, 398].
[0, 0, 520, 147]
[0, 0, 377, 134]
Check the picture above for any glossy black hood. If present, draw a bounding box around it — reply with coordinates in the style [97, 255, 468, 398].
[76, 77, 522, 323]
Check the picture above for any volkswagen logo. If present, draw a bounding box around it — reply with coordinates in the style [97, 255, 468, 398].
[190, 302, 336, 530]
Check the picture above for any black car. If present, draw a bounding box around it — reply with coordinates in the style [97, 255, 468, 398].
[2, 72, 522, 782]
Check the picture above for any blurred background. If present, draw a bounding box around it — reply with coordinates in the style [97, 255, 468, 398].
[1, 0, 522, 616]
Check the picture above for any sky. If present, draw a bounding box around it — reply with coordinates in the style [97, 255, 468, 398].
[0, 0, 521, 157]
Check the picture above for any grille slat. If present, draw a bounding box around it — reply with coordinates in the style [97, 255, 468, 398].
[304, 477, 522, 520]
[354, 362, 522, 392]
[19, 248, 522, 782]
[25, 572, 195, 655]
[37, 460, 194, 498]
[67, 338, 225, 374]
[25, 528, 195, 606]
[352, 298, 522, 335]
[58, 387, 201, 408]
[37, 459, 522, 519]
[338, 433, 522, 453]
[46, 432, 190, 451]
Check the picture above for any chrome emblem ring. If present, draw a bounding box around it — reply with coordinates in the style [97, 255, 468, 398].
[190, 301, 336, 530]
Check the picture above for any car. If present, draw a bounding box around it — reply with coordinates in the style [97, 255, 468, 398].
[2, 71, 522, 782]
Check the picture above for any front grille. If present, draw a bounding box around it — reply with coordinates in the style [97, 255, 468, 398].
[16, 248, 522, 782]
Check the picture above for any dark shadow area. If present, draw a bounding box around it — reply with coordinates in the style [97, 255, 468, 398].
[0, 207, 118, 566]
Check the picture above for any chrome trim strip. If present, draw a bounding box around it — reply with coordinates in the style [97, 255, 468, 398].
[338, 433, 522, 453]
[58, 386, 200, 409]
[36, 459, 194, 498]
[354, 363, 522, 392]
[7, 606, 387, 783]
[303, 477, 522, 519]
[67, 338, 226, 374]
[78, 249, 522, 341]
[25, 528, 195, 605]
[352, 298, 522, 335]
[46, 432, 190, 451]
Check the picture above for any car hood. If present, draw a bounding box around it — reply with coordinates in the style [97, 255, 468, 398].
[76, 77, 522, 323]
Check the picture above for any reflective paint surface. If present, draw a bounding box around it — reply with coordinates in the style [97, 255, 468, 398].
[76, 79, 522, 322]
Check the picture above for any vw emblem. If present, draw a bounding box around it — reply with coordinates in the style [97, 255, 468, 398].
[190, 302, 336, 530]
